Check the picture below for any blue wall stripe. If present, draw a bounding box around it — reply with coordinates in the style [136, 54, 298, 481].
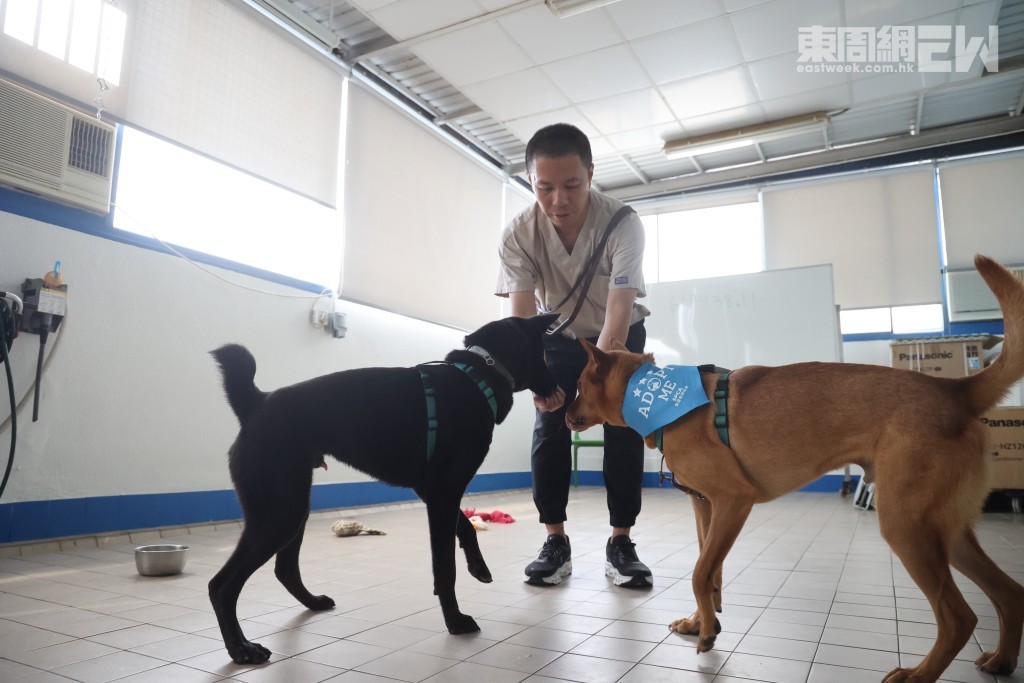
[0, 471, 859, 544]
[638, 472, 857, 494]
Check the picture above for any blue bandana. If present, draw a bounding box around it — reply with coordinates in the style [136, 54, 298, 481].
[622, 363, 710, 437]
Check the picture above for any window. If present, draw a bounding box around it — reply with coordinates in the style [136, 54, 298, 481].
[892, 304, 944, 335]
[840, 304, 944, 335]
[642, 202, 763, 283]
[3, 0, 126, 85]
[114, 127, 342, 289]
[839, 307, 892, 335]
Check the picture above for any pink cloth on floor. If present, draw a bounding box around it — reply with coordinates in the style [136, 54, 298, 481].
[462, 508, 516, 523]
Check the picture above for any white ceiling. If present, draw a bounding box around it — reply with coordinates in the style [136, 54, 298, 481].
[260, 0, 1024, 199]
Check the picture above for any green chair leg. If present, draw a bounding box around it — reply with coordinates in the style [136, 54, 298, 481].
[571, 433, 605, 487]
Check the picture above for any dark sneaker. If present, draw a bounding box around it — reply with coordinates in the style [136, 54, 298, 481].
[605, 536, 652, 587]
[525, 534, 572, 586]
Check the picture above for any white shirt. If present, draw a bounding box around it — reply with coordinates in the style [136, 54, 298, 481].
[496, 189, 649, 339]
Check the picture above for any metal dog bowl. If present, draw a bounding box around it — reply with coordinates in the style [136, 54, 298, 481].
[135, 544, 189, 576]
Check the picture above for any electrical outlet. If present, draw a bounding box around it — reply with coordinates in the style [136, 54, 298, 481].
[38, 288, 67, 316]
[20, 278, 65, 334]
[311, 297, 332, 329]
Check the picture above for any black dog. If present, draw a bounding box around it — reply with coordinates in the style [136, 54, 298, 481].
[209, 313, 560, 664]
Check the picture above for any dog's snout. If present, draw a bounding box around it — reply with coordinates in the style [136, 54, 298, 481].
[565, 412, 588, 431]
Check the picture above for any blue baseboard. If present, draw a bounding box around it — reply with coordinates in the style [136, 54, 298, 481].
[0, 490, 245, 544]
[797, 473, 860, 492]
[0, 471, 855, 544]
[581, 471, 859, 493]
[0, 471, 538, 544]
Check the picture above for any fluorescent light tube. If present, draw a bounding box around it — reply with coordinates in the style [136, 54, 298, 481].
[663, 112, 830, 159]
[545, 0, 623, 18]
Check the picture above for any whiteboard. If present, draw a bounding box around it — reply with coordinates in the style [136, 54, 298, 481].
[642, 265, 841, 370]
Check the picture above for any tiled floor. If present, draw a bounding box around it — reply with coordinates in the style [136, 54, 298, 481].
[1, 486, 1022, 683]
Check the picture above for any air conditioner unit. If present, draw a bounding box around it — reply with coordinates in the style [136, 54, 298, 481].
[946, 265, 1024, 322]
[0, 77, 115, 214]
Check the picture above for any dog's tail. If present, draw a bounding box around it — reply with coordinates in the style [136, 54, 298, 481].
[964, 255, 1024, 415]
[210, 344, 266, 423]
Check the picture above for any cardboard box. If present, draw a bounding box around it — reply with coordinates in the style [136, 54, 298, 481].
[998, 378, 1023, 407]
[890, 335, 1001, 379]
[981, 407, 1024, 490]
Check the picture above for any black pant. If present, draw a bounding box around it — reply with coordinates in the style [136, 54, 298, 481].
[531, 321, 646, 528]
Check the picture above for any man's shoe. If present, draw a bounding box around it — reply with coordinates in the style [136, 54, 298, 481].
[605, 536, 653, 587]
[525, 534, 572, 586]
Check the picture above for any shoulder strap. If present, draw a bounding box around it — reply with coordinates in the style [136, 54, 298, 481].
[547, 205, 636, 336]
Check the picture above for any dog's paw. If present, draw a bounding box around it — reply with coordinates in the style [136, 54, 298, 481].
[229, 640, 272, 665]
[882, 666, 931, 682]
[668, 616, 699, 635]
[695, 619, 722, 653]
[976, 650, 1016, 676]
[468, 561, 492, 584]
[445, 613, 480, 634]
[305, 595, 335, 611]
[697, 633, 717, 653]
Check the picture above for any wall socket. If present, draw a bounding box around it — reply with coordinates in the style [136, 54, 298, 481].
[311, 297, 332, 329]
[311, 296, 346, 338]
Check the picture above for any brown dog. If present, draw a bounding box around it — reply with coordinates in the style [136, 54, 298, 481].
[566, 254, 1024, 683]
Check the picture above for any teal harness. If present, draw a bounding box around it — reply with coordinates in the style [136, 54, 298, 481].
[656, 370, 732, 496]
[452, 362, 499, 418]
[420, 371, 439, 459]
[713, 370, 732, 446]
[417, 348, 507, 460]
[652, 370, 731, 451]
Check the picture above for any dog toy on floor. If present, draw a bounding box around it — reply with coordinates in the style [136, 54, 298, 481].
[461, 508, 516, 524]
[331, 520, 386, 536]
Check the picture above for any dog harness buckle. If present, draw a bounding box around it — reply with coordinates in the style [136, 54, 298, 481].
[658, 456, 705, 499]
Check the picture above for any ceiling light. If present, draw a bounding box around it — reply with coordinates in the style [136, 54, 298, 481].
[671, 137, 755, 157]
[545, 0, 624, 18]
[663, 112, 830, 160]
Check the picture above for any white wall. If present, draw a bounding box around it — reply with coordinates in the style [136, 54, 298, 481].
[0, 210, 538, 506]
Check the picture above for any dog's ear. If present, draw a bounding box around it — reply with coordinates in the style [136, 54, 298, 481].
[643, 352, 655, 364]
[528, 313, 560, 335]
[610, 338, 629, 352]
[579, 338, 610, 367]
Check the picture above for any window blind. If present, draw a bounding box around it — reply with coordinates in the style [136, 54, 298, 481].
[341, 83, 507, 330]
[762, 168, 941, 309]
[938, 151, 1024, 270]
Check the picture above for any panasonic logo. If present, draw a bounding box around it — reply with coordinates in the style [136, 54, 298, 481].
[981, 417, 1024, 428]
[898, 351, 954, 361]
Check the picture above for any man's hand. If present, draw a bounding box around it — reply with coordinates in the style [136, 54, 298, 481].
[533, 386, 566, 412]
